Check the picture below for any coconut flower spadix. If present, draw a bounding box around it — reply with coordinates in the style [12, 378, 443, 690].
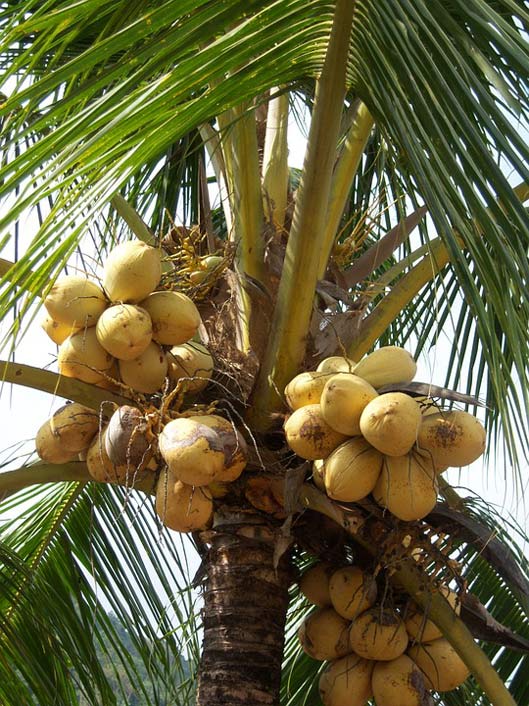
[118, 342, 168, 394]
[284, 371, 334, 410]
[319, 654, 374, 706]
[58, 328, 115, 384]
[372, 655, 429, 706]
[328, 566, 377, 620]
[417, 409, 486, 469]
[96, 304, 152, 360]
[284, 404, 349, 460]
[159, 417, 226, 486]
[297, 607, 352, 661]
[103, 240, 162, 303]
[373, 452, 438, 522]
[167, 341, 214, 393]
[349, 608, 409, 661]
[43, 275, 107, 328]
[408, 638, 470, 691]
[353, 346, 417, 389]
[359, 392, 422, 457]
[321, 374, 379, 436]
[323, 437, 383, 502]
[155, 469, 213, 532]
[140, 290, 201, 345]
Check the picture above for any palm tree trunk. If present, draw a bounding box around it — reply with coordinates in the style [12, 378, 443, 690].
[196, 507, 291, 706]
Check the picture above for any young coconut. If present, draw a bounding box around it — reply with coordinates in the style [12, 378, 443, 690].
[349, 608, 409, 661]
[312, 459, 326, 491]
[102, 240, 162, 303]
[118, 342, 168, 394]
[299, 563, 335, 607]
[189, 254, 224, 284]
[190, 414, 247, 482]
[104, 405, 153, 469]
[320, 374, 379, 436]
[43, 275, 108, 328]
[417, 409, 486, 470]
[372, 654, 430, 706]
[167, 341, 214, 394]
[359, 392, 422, 457]
[319, 654, 374, 706]
[328, 566, 377, 620]
[284, 371, 334, 410]
[95, 304, 152, 360]
[58, 328, 115, 384]
[408, 638, 470, 691]
[40, 313, 80, 345]
[404, 586, 461, 643]
[140, 290, 201, 345]
[353, 346, 417, 389]
[155, 468, 213, 533]
[316, 356, 356, 374]
[48, 402, 100, 453]
[323, 437, 383, 502]
[284, 404, 349, 461]
[158, 417, 226, 486]
[36, 420, 81, 464]
[86, 427, 155, 485]
[372, 452, 438, 522]
[297, 606, 352, 661]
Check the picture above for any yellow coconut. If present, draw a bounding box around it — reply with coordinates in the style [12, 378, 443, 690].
[40, 313, 80, 345]
[158, 417, 226, 486]
[372, 452, 438, 522]
[349, 608, 409, 661]
[102, 240, 162, 303]
[104, 405, 153, 469]
[48, 402, 100, 453]
[95, 303, 152, 360]
[299, 563, 335, 607]
[86, 428, 137, 484]
[328, 566, 377, 620]
[284, 371, 335, 410]
[167, 341, 214, 393]
[316, 356, 356, 374]
[321, 374, 379, 436]
[140, 290, 201, 345]
[189, 254, 224, 284]
[312, 459, 326, 491]
[43, 275, 108, 328]
[405, 587, 460, 643]
[417, 409, 486, 469]
[323, 437, 383, 502]
[319, 654, 374, 706]
[297, 607, 352, 661]
[408, 638, 470, 691]
[155, 469, 213, 532]
[372, 654, 430, 706]
[58, 328, 115, 384]
[118, 342, 168, 394]
[359, 392, 422, 457]
[284, 404, 349, 461]
[190, 414, 247, 482]
[353, 346, 417, 389]
[35, 420, 80, 464]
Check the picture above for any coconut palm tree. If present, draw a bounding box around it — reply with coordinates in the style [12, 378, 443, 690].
[1, 1, 529, 704]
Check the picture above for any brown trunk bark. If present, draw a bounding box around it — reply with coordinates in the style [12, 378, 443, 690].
[196, 507, 292, 706]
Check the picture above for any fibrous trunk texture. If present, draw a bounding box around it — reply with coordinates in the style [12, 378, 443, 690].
[196, 508, 291, 706]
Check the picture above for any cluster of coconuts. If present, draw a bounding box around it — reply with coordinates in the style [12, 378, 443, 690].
[41, 239, 214, 395]
[297, 561, 469, 706]
[284, 346, 487, 522]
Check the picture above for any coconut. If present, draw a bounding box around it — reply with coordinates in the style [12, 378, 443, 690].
[58, 328, 115, 384]
[43, 275, 108, 328]
[349, 608, 409, 661]
[102, 240, 162, 303]
[35, 420, 80, 464]
[86, 427, 153, 484]
[417, 409, 486, 469]
[118, 342, 168, 394]
[372, 452, 438, 522]
[40, 313, 80, 345]
[95, 304, 152, 360]
[104, 405, 153, 469]
[405, 587, 460, 642]
[352, 346, 417, 389]
[167, 341, 214, 393]
[316, 356, 356, 374]
[372, 654, 430, 706]
[319, 654, 374, 706]
[155, 469, 213, 532]
[189, 254, 224, 284]
[158, 417, 226, 486]
[299, 563, 335, 607]
[297, 607, 352, 661]
[190, 414, 247, 482]
[284, 371, 335, 410]
[408, 638, 470, 691]
[320, 374, 379, 436]
[312, 459, 326, 491]
[284, 404, 349, 461]
[359, 392, 421, 457]
[323, 437, 383, 502]
[140, 290, 201, 345]
[328, 566, 377, 620]
[48, 402, 100, 453]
